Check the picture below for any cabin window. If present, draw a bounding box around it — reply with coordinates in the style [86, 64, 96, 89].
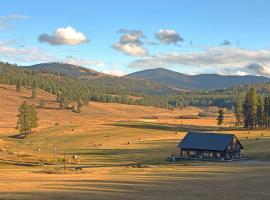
[209, 153, 213, 157]
[203, 152, 209, 157]
[216, 153, 220, 157]
[182, 150, 187, 156]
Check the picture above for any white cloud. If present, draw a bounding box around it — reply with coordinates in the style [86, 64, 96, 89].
[0, 14, 30, 30]
[246, 63, 270, 76]
[38, 26, 89, 45]
[0, 14, 30, 20]
[129, 47, 270, 77]
[0, 41, 105, 69]
[118, 29, 144, 45]
[62, 56, 105, 67]
[0, 42, 54, 62]
[235, 71, 248, 76]
[112, 43, 148, 57]
[113, 29, 148, 57]
[102, 69, 126, 77]
[155, 29, 183, 45]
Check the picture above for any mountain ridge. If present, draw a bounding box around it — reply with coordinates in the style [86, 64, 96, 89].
[25, 63, 270, 90]
[125, 68, 270, 90]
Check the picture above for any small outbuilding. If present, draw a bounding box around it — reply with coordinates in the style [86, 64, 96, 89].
[177, 132, 244, 160]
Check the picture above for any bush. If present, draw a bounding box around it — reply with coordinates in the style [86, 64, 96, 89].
[175, 115, 199, 119]
[204, 106, 231, 114]
[141, 116, 159, 119]
[198, 111, 217, 118]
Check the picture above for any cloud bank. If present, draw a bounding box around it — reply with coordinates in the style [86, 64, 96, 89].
[129, 47, 270, 76]
[0, 40, 105, 68]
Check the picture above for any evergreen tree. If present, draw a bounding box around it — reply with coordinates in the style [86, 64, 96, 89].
[243, 88, 258, 129]
[32, 80, 37, 89]
[38, 99, 45, 108]
[256, 96, 264, 128]
[31, 89, 36, 99]
[16, 80, 21, 91]
[234, 95, 243, 127]
[59, 92, 68, 108]
[29, 104, 38, 129]
[76, 99, 83, 113]
[217, 108, 224, 128]
[263, 96, 270, 128]
[56, 91, 61, 103]
[17, 101, 38, 135]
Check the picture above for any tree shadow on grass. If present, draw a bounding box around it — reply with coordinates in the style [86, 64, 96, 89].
[2, 167, 269, 200]
[108, 121, 222, 132]
[38, 106, 62, 110]
[8, 133, 27, 139]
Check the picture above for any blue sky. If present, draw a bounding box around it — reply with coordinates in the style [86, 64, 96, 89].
[1, 0, 270, 76]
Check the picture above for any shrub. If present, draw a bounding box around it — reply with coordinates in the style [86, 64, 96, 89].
[175, 115, 199, 119]
[198, 111, 217, 118]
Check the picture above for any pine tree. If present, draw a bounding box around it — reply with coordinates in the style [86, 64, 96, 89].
[59, 92, 68, 109]
[243, 88, 258, 129]
[256, 96, 264, 128]
[31, 89, 36, 99]
[263, 96, 270, 128]
[17, 101, 31, 134]
[76, 100, 83, 113]
[217, 108, 224, 128]
[38, 99, 45, 108]
[32, 80, 37, 90]
[17, 102, 38, 135]
[234, 95, 243, 127]
[56, 91, 61, 103]
[16, 80, 21, 92]
[29, 104, 38, 129]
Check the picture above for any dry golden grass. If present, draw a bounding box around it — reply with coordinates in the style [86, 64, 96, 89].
[0, 84, 270, 200]
[1, 163, 270, 200]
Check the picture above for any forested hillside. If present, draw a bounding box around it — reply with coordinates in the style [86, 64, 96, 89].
[25, 63, 107, 79]
[3, 61, 270, 110]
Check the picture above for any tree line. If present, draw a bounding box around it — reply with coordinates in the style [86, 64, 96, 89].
[234, 87, 270, 129]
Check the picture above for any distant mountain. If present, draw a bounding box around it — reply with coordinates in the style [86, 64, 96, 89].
[125, 68, 270, 90]
[25, 62, 109, 79]
[24, 62, 174, 95]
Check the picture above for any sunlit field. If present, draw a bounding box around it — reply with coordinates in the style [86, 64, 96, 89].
[1, 84, 270, 200]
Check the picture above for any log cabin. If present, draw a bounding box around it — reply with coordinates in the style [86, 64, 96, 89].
[177, 132, 244, 160]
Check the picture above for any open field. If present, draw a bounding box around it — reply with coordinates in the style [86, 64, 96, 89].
[1, 162, 270, 200]
[0, 84, 270, 200]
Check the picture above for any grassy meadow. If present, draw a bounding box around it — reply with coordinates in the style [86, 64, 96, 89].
[0, 84, 270, 200]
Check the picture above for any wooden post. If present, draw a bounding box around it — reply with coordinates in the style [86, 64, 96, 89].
[53, 145, 56, 165]
[64, 142, 66, 172]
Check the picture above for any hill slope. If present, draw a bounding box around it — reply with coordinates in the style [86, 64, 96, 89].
[126, 68, 270, 90]
[25, 63, 108, 79]
[23, 62, 174, 95]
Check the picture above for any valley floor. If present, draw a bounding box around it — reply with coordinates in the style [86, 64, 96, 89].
[1, 162, 270, 200]
[0, 84, 270, 200]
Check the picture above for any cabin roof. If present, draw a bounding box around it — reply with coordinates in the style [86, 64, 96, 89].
[177, 132, 243, 152]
